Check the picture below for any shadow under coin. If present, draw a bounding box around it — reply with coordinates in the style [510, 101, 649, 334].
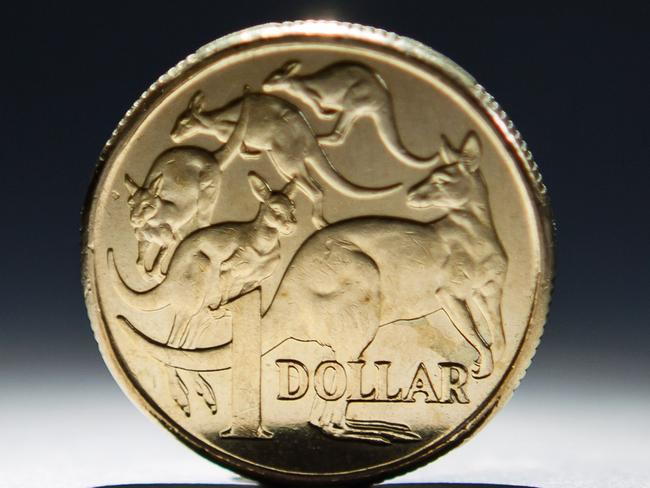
[383, 484, 537, 488]
[94, 485, 249, 488]
[94, 485, 248, 488]
[95, 483, 537, 488]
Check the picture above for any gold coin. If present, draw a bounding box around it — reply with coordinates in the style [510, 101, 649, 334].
[82, 21, 553, 485]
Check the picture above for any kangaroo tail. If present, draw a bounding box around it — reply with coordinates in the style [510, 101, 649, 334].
[386, 142, 440, 169]
[305, 154, 402, 199]
[108, 249, 170, 311]
[374, 112, 440, 169]
[115, 315, 233, 372]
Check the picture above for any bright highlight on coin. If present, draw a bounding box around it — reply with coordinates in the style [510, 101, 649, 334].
[82, 21, 554, 485]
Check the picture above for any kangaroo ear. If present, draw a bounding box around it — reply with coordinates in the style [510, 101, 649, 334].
[281, 178, 299, 201]
[148, 173, 164, 197]
[124, 174, 140, 196]
[248, 171, 272, 202]
[189, 91, 205, 113]
[461, 132, 481, 172]
[282, 60, 301, 77]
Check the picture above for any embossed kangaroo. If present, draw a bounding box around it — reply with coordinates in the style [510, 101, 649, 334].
[124, 146, 221, 278]
[116, 133, 507, 445]
[111, 172, 298, 349]
[262, 61, 438, 168]
[171, 90, 400, 229]
[255, 132, 507, 443]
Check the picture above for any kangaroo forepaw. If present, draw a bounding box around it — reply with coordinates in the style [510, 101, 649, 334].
[311, 214, 328, 229]
[240, 150, 262, 160]
[148, 268, 166, 281]
[174, 399, 191, 417]
[208, 306, 232, 320]
[318, 132, 343, 145]
[136, 260, 165, 282]
[170, 371, 191, 417]
[239, 142, 262, 159]
[194, 373, 218, 415]
[318, 106, 339, 119]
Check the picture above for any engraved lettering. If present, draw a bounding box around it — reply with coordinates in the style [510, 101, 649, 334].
[220, 290, 271, 439]
[314, 361, 347, 401]
[374, 361, 402, 401]
[112, 60, 501, 445]
[276, 359, 309, 400]
[273, 360, 471, 405]
[346, 360, 376, 401]
[439, 362, 470, 404]
[404, 363, 440, 403]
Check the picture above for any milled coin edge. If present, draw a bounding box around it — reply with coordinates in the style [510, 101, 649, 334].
[81, 20, 555, 486]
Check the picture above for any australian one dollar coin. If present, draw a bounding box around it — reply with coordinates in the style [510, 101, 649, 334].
[82, 21, 554, 485]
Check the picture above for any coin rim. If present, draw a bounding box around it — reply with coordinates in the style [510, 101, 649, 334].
[81, 20, 555, 486]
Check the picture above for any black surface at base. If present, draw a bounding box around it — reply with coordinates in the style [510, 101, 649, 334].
[94, 482, 538, 488]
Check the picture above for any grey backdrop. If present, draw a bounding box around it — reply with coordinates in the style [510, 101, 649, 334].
[1, 2, 648, 487]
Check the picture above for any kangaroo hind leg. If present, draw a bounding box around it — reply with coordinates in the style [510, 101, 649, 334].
[438, 291, 493, 378]
[304, 88, 338, 119]
[318, 109, 359, 145]
[294, 168, 328, 229]
[473, 282, 506, 359]
[264, 148, 328, 229]
[197, 170, 221, 227]
[167, 311, 191, 348]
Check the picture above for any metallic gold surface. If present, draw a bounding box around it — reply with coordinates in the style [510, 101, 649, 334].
[82, 21, 554, 486]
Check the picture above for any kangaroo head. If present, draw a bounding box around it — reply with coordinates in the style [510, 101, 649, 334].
[248, 172, 298, 236]
[124, 173, 163, 228]
[407, 132, 482, 210]
[170, 91, 210, 142]
[262, 60, 302, 93]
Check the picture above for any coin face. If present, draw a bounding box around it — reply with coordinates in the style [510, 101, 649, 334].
[82, 21, 553, 485]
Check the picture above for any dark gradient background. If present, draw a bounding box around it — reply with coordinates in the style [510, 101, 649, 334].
[1, 3, 648, 487]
